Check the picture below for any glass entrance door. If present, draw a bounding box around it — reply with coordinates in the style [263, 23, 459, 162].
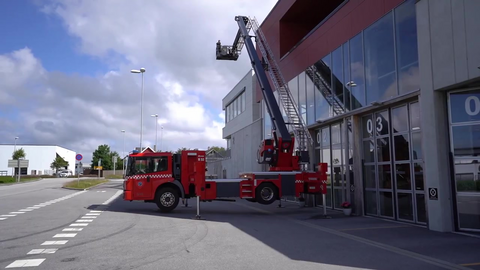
[448, 89, 480, 232]
[361, 101, 426, 224]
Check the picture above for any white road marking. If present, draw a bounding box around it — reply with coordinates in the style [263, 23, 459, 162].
[102, 190, 123, 205]
[9, 212, 24, 214]
[76, 219, 93, 222]
[81, 216, 96, 219]
[6, 259, 46, 268]
[53, 233, 77, 238]
[86, 213, 100, 216]
[19, 209, 33, 212]
[90, 210, 103, 213]
[0, 217, 6, 220]
[28, 206, 40, 209]
[2, 214, 16, 217]
[63, 228, 83, 231]
[70, 223, 88, 226]
[41, 240, 68, 245]
[27, 249, 58, 255]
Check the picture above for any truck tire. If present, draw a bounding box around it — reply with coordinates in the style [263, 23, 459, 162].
[155, 187, 180, 212]
[255, 182, 278, 205]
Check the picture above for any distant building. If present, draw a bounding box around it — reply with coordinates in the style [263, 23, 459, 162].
[207, 69, 264, 178]
[0, 144, 76, 176]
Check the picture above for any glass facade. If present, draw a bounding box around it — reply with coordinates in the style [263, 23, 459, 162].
[261, 0, 420, 219]
[448, 89, 480, 232]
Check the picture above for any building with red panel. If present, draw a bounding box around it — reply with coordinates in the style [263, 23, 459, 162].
[220, 0, 480, 233]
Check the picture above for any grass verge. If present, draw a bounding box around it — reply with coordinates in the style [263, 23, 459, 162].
[63, 179, 109, 189]
[0, 176, 40, 184]
[105, 174, 124, 179]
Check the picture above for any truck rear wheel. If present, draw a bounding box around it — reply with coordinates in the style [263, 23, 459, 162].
[155, 187, 180, 212]
[255, 182, 278, 205]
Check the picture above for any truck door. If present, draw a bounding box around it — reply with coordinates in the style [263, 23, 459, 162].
[131, 156, 153, 200]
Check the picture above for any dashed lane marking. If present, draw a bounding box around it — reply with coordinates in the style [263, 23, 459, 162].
[70, 223, 89, 226]
[27, 249, 58, 255]
[0, 190, 87, 221]
[41, 240, 68, 245]
[0, 217, 6, 220]
[63, 228, 83, 232]
[4, 191, 114, 268]
[53, 233, 77, 238]
[5, 259, 46, 268]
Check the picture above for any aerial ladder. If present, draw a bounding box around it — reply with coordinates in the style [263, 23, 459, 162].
[216, 16, 313, 172]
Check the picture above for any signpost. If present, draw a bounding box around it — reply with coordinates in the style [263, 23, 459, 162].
[75, 154, 83, 185]
[8, 159, 29, 182]
[112, 155, 118, 175]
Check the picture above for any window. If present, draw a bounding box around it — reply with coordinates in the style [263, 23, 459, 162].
[349, 33, 365, 109]
[395, 0, 419, 94]
[306, 69, 315, 125]
[332, 46, 344, 105]
[298, 72, 307, 123]
[365, 12, 397, 104]
[315, 55, 333, 121]
[225, 90, 247, 123]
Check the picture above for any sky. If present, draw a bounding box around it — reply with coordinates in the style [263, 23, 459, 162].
[0, 0, 278, 164]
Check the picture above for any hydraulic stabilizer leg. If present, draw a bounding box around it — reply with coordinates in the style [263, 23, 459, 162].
[192, 196, 205, 220]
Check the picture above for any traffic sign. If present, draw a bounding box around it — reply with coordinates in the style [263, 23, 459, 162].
[76, 154, 83, 161]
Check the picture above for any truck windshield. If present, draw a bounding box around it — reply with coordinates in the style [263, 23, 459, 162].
[125, 155, 169, 176]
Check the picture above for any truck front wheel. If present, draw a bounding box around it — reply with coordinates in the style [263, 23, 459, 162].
[155, 187, 180, 212]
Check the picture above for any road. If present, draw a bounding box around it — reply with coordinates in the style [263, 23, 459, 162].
[1, 178, 479, 270]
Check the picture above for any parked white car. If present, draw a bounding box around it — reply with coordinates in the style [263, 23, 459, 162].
[58, 170, 73, 177]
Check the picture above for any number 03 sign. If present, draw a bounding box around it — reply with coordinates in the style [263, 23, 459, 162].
[366, 117, 383, 134]
[465, 96, 480, 116]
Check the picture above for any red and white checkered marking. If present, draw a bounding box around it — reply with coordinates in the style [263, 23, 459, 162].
[130, 174, 172, 180]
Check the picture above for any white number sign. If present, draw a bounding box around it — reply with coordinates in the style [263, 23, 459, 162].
[366, 116, 384, 134]
[465, 96, 480, 116]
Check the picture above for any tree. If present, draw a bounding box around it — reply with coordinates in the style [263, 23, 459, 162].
[91, 144, 113, 170]
[207, 146, 227, 156]
[50, 155, 69, 175]
[12, 148, 26, 160]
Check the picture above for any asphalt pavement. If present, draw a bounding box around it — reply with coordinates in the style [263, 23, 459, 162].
[1, 178, 479, 270]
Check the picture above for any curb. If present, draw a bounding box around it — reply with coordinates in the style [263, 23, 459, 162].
[61, 180, 110, 191]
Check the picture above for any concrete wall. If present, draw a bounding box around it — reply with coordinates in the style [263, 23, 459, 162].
[223, 69, 259, 138]
[416, 0, 480, 232]
[0, 145, 76, 176]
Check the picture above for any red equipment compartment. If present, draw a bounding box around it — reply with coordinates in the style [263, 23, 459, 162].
[123, 190, 133, 200]
[204, 181, 217, 200]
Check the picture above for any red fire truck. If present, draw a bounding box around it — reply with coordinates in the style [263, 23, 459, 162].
[123, 16, 327, 216]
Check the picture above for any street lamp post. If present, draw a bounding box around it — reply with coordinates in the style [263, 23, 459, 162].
[160, 126, 164, 152]
[131, 68, 146, 151]
[151, 114, 158, 151]
[121, 130, 126, 176]
[13, 137, 18, 177]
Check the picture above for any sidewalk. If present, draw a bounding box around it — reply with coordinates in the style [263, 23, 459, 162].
[237, 200, 480, 270]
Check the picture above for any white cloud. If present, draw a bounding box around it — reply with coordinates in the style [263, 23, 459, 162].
[0, 0, 278, 164]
